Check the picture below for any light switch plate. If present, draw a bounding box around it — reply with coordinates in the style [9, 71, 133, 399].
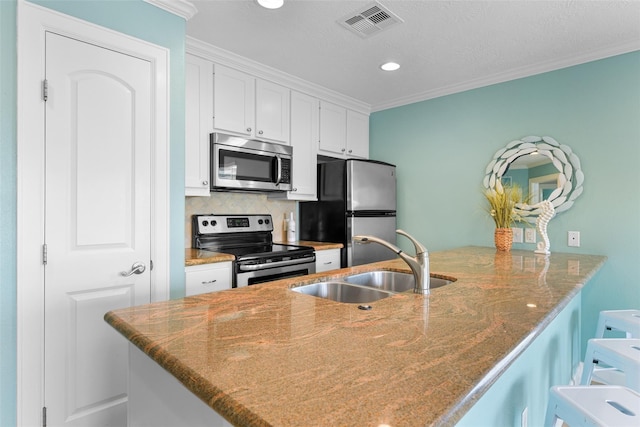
[525, 228, 536, 243]
[512, 227, 523, 243]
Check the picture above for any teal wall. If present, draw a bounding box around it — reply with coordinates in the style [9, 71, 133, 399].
[0, 1, 18, 426]
[0, 1, 186, 424]
[370, 52, 640, 421]
[371, 51, 640, 332]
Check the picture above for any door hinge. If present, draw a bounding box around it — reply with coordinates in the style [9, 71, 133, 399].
[42, 244, 48, 265]
[42, 406, 47, 427]
[42, 79, 48, 102]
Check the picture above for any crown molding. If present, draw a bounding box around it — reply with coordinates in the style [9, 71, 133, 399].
[186, 36, 371, 114]
[372, 40, 640, 112]
[144, 0, 198, 20]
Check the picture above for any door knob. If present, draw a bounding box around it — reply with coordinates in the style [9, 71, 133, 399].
[120, 262, 146, 277]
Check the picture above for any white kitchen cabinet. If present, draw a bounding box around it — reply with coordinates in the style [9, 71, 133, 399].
[270, 91, 318, 201]
[185, 54, 213, 196]
[185, 262, 232, 296]
[315, 248, 341, 273]
[346, 109, 369, 159]
[255, 79, 290, 143]
[318, 101, 369, 159]
[213, 64, 290, 144]
[318, 101, 347, 156]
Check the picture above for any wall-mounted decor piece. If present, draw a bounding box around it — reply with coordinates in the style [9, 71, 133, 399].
[483, 136, 584, 254]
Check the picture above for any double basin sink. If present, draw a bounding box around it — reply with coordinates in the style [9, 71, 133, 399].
[290, 270, 455, 304]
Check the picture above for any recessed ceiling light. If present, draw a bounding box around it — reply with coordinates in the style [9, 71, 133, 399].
[380, 62, 400, 71]
[256, 0, 284, 9]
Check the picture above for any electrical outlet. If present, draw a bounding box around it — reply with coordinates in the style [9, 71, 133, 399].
[525, 228, 536, 243]
[512, 227, 523, 243]
[568, 231, 580, 247]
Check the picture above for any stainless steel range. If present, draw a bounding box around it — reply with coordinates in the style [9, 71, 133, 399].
[192, 214, 315, 287]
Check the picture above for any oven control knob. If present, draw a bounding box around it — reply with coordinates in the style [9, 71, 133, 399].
[265, 219, 270, 225]
[211, 220, 217, 227]
[202, 220, 209, 227]
[258, 219, 263, 224]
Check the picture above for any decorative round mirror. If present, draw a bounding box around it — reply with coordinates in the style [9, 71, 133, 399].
[483, 136, 584, 223]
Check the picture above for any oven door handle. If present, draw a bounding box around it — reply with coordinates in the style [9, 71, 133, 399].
[238, 256, 315, 272]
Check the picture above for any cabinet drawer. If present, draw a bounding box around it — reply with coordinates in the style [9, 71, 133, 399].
[185, 262, 232, 296]
[315, 249, 341, 273]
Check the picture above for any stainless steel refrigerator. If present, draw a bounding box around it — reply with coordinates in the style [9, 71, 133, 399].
[299, 159, 397, 267]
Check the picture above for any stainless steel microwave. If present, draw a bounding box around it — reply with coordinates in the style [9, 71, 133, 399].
[210, 133, 292, 192]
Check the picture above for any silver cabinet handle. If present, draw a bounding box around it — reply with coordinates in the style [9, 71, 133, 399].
[246, 127, 252, 132]
[120, 262, 146, 277]
[202, 279, 217, 285]
[202, 180, 208, 186]
[258, 130, 263, 135]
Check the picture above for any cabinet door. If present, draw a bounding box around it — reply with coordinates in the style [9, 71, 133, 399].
[185, 54, 212, 196]
[315, 249, 341, 273]
[213, 64, 254, 136]
[289, 92, 318, 199]
[185, 262, 232, 296]
[346, 109, 369, 159]
[255, 79, 290, 144]
[318, 101, 347, 157]
[271, 91, 318, 201]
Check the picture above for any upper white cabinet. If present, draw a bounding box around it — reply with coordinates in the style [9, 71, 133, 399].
[185, 54, 213, 197]
[346, 109, 370, 159]
[270, 91, 319, 201]
[255, 79, 290, 144]
[213, 64, 290, 145]
[318, 101, 369, 159]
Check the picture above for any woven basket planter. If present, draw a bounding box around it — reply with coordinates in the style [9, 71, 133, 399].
[494, 228, 513, 252]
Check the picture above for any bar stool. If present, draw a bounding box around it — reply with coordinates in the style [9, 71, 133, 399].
[544, 385, 640, 427]
[580, 338, 640, 392]
[595, 310, 640, 338]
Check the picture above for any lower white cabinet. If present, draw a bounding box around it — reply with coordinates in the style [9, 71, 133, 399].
[185, 262, 232, 296]
[315, 249, 341, 273]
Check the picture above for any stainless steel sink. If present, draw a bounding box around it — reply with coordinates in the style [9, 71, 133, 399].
[290, 271, 456, 304]
[291, 281, 393, 303]
[343, 270, 454, 292]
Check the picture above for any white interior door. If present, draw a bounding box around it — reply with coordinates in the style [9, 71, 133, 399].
[44, 31, 152, 426]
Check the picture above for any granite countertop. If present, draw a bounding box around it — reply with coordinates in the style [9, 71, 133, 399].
[107, 246, 606, 426]
[185, 241, 342, 267]
[185, 249, 235, 266]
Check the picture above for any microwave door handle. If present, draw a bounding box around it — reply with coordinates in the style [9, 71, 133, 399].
[274, 155, 282, 185]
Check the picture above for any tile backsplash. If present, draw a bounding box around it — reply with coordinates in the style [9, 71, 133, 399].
[186, 193, 296, 247]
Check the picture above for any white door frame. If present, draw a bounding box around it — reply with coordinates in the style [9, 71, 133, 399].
[16, 3, 171, 425]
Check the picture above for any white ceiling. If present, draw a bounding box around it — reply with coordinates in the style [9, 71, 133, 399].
[186, 0, 640, 111]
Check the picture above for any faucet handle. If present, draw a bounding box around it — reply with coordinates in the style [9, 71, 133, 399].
[396, 229, 427, 255]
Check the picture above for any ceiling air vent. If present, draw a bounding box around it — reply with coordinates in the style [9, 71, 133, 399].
[338, 1, 404, 38]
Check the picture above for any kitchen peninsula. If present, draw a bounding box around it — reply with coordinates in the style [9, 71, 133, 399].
[105, 246, 606, 426]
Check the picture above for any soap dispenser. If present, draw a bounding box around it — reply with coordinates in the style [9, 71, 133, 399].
[286, 212, 296, 243]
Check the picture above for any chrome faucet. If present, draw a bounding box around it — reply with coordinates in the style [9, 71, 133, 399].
[353, 230, 430, 294]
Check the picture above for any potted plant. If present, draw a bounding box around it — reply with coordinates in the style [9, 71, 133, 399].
[484, 181, 524, 251]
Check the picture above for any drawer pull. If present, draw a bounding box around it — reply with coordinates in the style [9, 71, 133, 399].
[323, 261, 333, 265]
[202, 279, 217, 285]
